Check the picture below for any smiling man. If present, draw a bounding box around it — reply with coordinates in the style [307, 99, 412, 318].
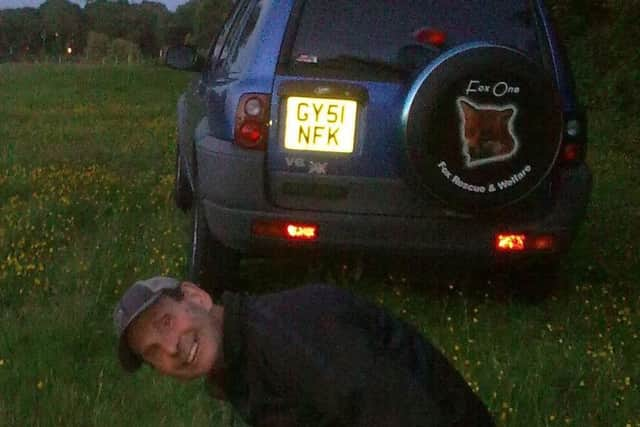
[114, 277, 223, 380]
[114, 276, 495, 426]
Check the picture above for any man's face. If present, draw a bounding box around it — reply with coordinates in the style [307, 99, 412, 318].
[126, 283, 223, 381]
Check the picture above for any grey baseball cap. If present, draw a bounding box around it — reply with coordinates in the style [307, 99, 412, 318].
[113, 276, 181, 372]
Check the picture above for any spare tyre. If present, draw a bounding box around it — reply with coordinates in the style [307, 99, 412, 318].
[403, 43, 562, 212]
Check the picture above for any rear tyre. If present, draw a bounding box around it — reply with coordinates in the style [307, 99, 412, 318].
[188, 195, 239, 296]
[174, 146, 193, 212]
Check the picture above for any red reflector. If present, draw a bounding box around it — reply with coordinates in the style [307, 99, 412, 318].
[251, 221, 281, 238]
[496, 234, 526, 251]
[532, 235, 554, 251]
[252, 220, 318, 241]
[414, 27, 446, 47]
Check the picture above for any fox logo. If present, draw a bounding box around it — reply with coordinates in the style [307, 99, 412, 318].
[457, 97, 519, 168]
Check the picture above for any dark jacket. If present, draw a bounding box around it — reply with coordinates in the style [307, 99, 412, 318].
[209, 284, 495, 427]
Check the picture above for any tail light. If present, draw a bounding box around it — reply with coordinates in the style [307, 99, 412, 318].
[560, 142, 581, 163]
[234, 94, 270, 150]
[495, 233, 555, 252]
[559, 112, 587, 165]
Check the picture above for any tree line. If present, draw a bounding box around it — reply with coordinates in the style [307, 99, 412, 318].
[1, 0, 638, 73]
[0, 0, 232, 61]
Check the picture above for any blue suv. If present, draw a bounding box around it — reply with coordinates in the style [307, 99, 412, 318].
[166, 0, 591, 294]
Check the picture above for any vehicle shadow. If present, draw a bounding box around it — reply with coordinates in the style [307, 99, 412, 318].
[232, 252, 571, 305]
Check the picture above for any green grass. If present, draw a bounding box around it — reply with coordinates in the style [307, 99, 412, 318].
[0, 63, 638, 427]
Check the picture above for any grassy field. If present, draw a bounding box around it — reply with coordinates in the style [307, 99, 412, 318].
[0, 63, 638, 427]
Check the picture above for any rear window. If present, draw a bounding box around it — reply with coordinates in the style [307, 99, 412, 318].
[283, 0, 540, 80]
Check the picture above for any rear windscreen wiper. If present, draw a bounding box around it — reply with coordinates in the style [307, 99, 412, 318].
[317, 55, 410, 74]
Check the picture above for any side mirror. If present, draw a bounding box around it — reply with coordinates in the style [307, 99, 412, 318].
[164, 45, 205, 72]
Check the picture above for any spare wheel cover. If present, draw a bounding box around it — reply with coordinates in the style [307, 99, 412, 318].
[403, 43, 562, 211]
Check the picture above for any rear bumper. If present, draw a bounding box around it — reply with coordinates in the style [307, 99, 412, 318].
[197, 135, 592, 260]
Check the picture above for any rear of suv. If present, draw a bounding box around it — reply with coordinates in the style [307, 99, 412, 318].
[166, 0, 591, 294]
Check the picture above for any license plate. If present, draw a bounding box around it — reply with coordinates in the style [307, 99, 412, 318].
[284, 96, 357, 153]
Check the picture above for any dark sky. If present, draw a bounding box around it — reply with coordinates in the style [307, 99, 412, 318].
[0, 0, 189, 11]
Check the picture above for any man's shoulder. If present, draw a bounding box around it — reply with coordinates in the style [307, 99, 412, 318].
[255, 283, 360, 313]
[224, 283, 355, 307]
[272, 283, 351, 297]
[282, 283, 354, 301]
[224, 283, 372, 336]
